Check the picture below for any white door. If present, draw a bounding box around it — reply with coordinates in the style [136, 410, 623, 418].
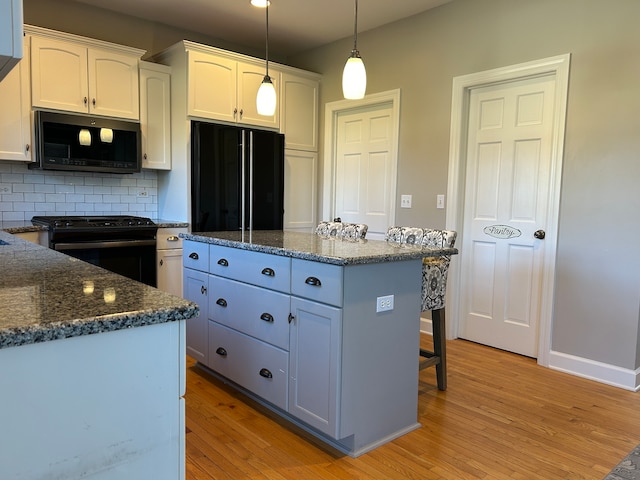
[334, 104, 394, 238]
[458, 74, 557, 358]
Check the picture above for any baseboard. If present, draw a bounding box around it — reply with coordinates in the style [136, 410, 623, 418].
[548, 350, 640, 391]
[420, 316, 432, 335]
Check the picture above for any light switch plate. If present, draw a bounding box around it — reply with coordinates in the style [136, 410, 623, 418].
[436, 194, 445, 209]
[400, 195, 412, 208]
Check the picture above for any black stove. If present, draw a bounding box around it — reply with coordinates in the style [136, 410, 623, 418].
[31, 216, 158, 286]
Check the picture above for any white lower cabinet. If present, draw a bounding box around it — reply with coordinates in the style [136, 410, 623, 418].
[157, 227, 186, 296]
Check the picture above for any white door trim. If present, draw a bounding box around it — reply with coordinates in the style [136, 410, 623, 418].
[446, 54, 570, 367]
[322, 89, 401, 227]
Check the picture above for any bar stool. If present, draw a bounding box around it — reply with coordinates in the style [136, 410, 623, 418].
[385, 226, 457, 391]
[315, 220, 368, 240]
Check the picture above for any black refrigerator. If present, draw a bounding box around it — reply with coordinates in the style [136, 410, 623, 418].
[191, 121, 285, 232]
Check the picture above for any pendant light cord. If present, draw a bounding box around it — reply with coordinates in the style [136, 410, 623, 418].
[265, 3, 270, 76]
[352, 0, 358, 52]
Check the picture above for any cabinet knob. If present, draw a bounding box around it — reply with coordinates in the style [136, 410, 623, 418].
[92, 98, 96, 107]
[233, 107, 238, 118]
[260, 312, 274, 323]
[84, 97, 88, 105]
[217, 258, 229, 267]
[144, 153, 148, 160]
[159, 259, 164, 266]
[261, 267, 275, 277]
[200, 285, 207, 295]
[25, 144, 30, 152]
[259, 368, 273, 379]
[189, 252, 199, 260]
[216, 347, 227, 357]
[216, 298, 228, 307]
[305, 276, 322, 287]
[239, 109, 243, 119]
[288, 313, 295, 324]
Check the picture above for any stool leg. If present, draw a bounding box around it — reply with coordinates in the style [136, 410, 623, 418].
[432, 308, 447, 391]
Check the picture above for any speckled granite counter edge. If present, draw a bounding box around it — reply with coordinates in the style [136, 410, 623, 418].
[0, 303, 199, 350]
[181, 232, 457, 266]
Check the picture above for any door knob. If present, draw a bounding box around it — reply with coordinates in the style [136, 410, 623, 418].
[534, 229, 546, 239]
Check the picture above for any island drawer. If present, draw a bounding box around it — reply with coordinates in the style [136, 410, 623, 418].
[208, 276, 290, 351]
[208, 321, 288, 411]
[291, 259, 343, 307]
[209, 245, 291, 293]
[183, 240, 210, 272]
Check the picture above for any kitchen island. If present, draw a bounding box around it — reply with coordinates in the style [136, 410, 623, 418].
[181, 230, 456, 457]
[0, 230, 198, 479]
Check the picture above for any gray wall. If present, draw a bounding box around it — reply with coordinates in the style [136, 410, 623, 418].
[289, 0, 640, 371]
[21, 0, 640, 372]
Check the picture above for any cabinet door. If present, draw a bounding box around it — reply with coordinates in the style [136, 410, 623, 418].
[188, 51, 236, 123]
[284, 150, 317, 231]
[140, 64, 172, 170]
[88, 48, 140, 119]
[158, 249, 183, 297]
[31, 36, 88, 113]
[238, 62, 279, 129]
[280, 73, 318, 151]
[183, 268, 209, 364]
[289, 297, 342, 438]
[0, 37, 31, 162]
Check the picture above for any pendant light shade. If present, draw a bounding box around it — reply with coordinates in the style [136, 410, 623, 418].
[342, 0, 366, 99]
[256, 0, 276, 116]
[257, 75, 276, 116]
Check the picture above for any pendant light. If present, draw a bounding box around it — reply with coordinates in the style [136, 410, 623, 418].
[256, 0, 276, 116]
[342, 0, 366, 99]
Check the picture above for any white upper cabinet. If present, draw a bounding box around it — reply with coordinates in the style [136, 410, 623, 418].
[140, 61, 172, 170]
[280, 73, 319, 152]
[0, 0, 23, 82]
[187, 49, 279, 129]
[0, 36, 31, 162]
[28, 26, 144, 120]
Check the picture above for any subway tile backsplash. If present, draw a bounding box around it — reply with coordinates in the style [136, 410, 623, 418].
[0, 161, 158, 221]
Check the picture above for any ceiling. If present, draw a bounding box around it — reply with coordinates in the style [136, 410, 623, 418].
[70, 0, 452, 58]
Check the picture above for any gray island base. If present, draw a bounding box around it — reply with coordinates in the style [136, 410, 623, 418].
[182, 230, 455, 457]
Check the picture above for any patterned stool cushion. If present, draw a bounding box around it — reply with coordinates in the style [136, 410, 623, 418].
[386, 226, 457, 312]
[316, 221, 368, 240]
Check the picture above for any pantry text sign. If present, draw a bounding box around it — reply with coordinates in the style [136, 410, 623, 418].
[483, 224, 521, 239]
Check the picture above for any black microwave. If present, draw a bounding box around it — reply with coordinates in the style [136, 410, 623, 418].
[30, 111, 141, 174]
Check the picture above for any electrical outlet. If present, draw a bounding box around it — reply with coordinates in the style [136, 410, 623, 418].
[376, 294, 394, 312]
[400, 195, 412, 208]
[436, 194, 445, 209]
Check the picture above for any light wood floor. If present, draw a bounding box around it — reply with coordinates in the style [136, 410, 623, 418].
[185, 336, 640, 479]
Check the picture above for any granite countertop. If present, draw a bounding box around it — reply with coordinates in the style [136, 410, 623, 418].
[182, 230, 458, 266]
[0, 231, 198, 350]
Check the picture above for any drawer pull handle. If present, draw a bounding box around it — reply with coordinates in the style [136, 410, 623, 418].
[217, 258, 229, 267]
[260, 312, 274, 323]
[305, 276, 322, 287]
[200, 285, 207, 295]
[216, 347, 227, 357]
[167, 235, 179, 242]
[259, 368, 273, 379]
[188, 252, 199, 260]
[261, 267, 275, 277]
[216, 298, 228, 307]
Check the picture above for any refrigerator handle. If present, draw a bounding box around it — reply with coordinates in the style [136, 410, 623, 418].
[241, 130, 246, 233]
[249, 130, 254, 232]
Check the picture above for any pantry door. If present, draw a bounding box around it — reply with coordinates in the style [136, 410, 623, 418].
[448, 55, 570, 362]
